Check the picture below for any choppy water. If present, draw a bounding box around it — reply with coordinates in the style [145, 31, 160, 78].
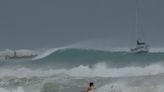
[0, 48, 164, 92]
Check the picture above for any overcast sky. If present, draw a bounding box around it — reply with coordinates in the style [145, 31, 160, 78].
[0, 0, 164, 49]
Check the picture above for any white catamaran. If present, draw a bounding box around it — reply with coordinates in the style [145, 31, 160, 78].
[130, 0, 149, 53]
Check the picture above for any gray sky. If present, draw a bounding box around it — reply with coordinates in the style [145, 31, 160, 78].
[0, 0, 164, 49]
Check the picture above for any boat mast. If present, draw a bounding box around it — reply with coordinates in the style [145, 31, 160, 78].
[135, 0, 139, 42]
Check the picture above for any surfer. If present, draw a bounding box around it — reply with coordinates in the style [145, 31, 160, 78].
[84, 82, 96, 92]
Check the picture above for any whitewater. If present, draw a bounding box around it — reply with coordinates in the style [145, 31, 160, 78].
[0, 47, 164, 92]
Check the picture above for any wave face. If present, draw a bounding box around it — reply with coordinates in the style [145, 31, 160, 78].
[1, 48, 164, 92]
[27, 48, 164, 68]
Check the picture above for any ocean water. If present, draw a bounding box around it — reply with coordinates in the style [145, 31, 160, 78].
[0, 48, 164, 92]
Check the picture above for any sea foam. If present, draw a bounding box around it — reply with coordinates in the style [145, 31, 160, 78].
[0, 87, 24, 92]
[0, 63, 164, 78]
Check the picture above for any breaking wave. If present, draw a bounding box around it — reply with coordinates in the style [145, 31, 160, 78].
[0, 87, 24, 92]
[1, 47, 164, 92]
[0, 63, 164, 78]
[96, 83, 164, 92]
[32, 48, 63, 60]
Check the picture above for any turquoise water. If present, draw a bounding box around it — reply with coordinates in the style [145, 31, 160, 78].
[0, 48, 164, 92]
[37, 48, 164, 67]
[2, 48, 164, 69]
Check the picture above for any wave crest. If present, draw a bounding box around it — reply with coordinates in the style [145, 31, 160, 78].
[0, 63, 164, 78]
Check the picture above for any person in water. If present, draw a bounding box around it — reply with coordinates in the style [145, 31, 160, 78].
[85, 82, 96, 92]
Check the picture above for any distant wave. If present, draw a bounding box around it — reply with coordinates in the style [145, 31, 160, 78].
[1, 47, 164, 61]
[32, 48, 164, 63]
[32, 47, 127, 61]
[1, 47, 164, 70]
[32, 47, 73, 60]
[33, 47, 164, 61]
[32, 48, 62, 60]
[32, 47, 110, 60]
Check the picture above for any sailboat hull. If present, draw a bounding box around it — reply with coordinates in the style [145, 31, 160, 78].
[130, 47, 149, 53]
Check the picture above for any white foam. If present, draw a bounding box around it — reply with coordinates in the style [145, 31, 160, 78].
[0, 87, 24, 92]
[0, 63, 164, 78]
[66, 62, 164, 77]
[96, 83, 164, 92]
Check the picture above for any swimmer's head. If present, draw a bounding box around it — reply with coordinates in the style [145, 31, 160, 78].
[89, 82, 94, 87]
